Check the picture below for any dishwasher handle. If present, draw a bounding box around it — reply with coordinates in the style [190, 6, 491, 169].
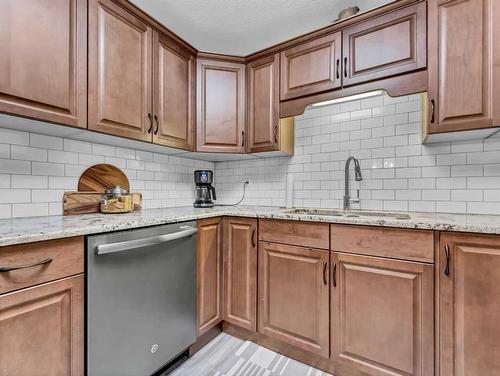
[96, 226, 197, 255]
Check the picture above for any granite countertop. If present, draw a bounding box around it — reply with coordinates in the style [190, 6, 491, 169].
[2, 206, 500, 247]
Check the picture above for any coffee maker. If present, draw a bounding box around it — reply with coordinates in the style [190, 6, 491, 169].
[193, 170, 216, 208]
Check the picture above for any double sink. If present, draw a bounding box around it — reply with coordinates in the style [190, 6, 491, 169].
[285, 208, 411, 220]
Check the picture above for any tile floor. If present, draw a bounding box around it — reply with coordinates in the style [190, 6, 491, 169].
[171, 333, 332, 376]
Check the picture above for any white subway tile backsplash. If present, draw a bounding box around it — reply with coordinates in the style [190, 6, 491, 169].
[30, 134, 63, 150]
[0, 129, 30, 145]
[11, 145, 47, 161]
[0, 159, 31, 174]
[2, 93, 500, 217]
[0, 144, 9, 158]
[12, 203, 48, 218]
[215, 93, 500, 214]
[11, 175, 48, 189]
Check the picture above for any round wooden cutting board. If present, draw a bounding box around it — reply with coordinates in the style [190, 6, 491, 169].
[78, 164, 130, 192]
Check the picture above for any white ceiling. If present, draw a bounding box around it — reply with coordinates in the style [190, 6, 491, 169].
[130, 0, 395, 56]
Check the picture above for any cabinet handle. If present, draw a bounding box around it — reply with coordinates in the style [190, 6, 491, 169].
[336, 59, 340, 80]
[430, 99, 436, 124]
[444, 244, 450, 276]
[332, 262, 337, 287]
[241, 131, 245, 147]
[274, 124, 278, 143]
[251, 228, 256, 248]
[0, 257, 53, 272]
[154, 115, 159, 135]
[323, 261, 328, 285]
[344, 57, 348, 78]
[147, 113, 153, 134]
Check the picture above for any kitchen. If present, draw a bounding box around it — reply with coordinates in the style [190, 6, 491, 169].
[0, 0, 499, 375]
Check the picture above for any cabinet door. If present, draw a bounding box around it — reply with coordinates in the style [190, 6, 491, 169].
[259, 242, 329, 357]
[88, 0, 153, 142]
[196, 218, 222, 337]
[331, 252, 433, 376]
[223, 217, 257, 331]
[0, 0, 87, 128]
[0, 275, 84, 376]
[247, 54, 280, 153]
[342, 2, 426, 87]
[153, 32, 195, 151]
[427, 0, 495, 134]
[280, 32, 342, 101]
[196, 59, 246, 153]
[439, 232, 500, 376]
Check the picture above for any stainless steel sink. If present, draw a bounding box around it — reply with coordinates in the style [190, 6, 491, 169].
[285, 208, 411, 220]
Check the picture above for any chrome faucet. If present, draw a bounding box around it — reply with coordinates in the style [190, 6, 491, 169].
[344, 156, 363, 211]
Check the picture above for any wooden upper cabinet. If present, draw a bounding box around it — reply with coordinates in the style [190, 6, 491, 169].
[342, 2, 426, 87]
[153, 32, 195, 151]
[427, 0, 498, 134]
[331, 252, 433, 376]
[280, 32, 342, 101]
[223, 218, 257, 331]
[0, 275, 84, 376]
[439, 232, 500, 376]
[259, 242, 329, 357]
[247, 54, 280, 153]
[196, 218, 222, 336]
[88, 0, 153, 142]
[196, 59, 246, 153]
[0, 0, 87, 128]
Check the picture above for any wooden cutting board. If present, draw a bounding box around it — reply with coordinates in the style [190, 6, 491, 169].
[77, 164, 129, 192]
[62, 164, 141, 215]
[63, 192, 142, 215]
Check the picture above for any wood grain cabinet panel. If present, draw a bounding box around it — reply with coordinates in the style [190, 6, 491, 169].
[0, 0, 87, 128]
[196, 218, 222, 336]
[439, 232, 500, 376]
[196, 59, 246, 153]
[427, 0, 498, 134]
[247, 54, 280, 153]
[280, 32, 342, 101]
[0, 237, 83, 295]
[223, 218, 257, 331]
[153, 32, 195, 151]
[259, 242, 329, 357]
[330, 224, 434, 263]
[88, 0, 153, 141]
[331, 252, 433, 376]
[342, 2, 426, 87]
[0, 275, 84, 376]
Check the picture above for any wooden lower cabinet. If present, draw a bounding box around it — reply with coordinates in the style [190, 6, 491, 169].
[331, 252, 433, 376]
[0, 275, 84, 376]
[223, 217, 257, 331]
[196, 218, 223, 336]
[258, 242, 329, 357]
[439, 232, 500, 376]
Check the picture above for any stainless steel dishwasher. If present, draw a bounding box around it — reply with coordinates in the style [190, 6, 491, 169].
[86, 222, 197, 376]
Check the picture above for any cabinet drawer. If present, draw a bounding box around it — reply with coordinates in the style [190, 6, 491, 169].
[331, 225, 433, 263]
[0, 237, 84, 294]
[259, 219, 329, 249]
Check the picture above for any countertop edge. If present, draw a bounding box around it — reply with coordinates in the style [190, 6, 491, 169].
[2, 207, 500, 247]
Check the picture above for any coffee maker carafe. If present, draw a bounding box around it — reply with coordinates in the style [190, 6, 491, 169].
[194, 170, 216, 208]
